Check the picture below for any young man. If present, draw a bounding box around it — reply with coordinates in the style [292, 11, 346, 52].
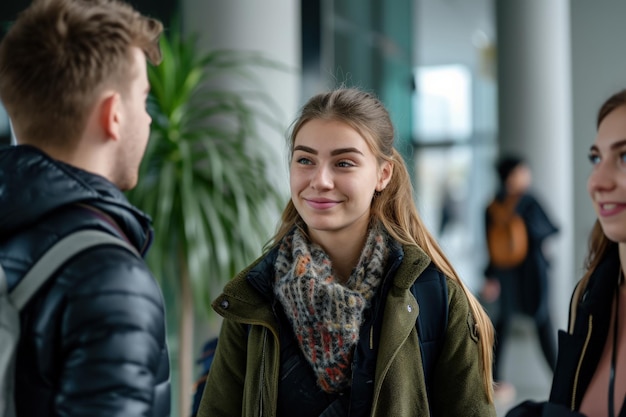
[0, 0, 170, 416]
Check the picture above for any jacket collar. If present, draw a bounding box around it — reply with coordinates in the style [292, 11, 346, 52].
[576, 245, 620, 316]
[0, 145, 152, 250]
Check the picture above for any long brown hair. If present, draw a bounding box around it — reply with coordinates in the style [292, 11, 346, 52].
[268, 87, 495, 402]
[577, 90, 626, 300]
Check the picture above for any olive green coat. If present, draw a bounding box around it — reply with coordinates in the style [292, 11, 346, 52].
[198, 244, 496, 417]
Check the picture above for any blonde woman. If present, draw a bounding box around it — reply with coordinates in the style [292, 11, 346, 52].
[198, 87, 495, 416]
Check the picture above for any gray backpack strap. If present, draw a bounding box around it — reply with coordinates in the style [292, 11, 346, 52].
[0, 263, 19, 417]
[0, 229, 138, 417]
[9, 229, 140, 309]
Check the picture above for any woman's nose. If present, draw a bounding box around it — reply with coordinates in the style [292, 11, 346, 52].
[588, 161, 616, 194]
[310, 165, 333, 189]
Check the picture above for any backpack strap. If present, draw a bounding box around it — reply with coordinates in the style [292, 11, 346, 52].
[9, 229, 140, 310]
[0, 264, 19, 417]
[0, 229, 138, 417]
[411, 268, 448, 401]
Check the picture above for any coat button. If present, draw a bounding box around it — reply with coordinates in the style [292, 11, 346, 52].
[220, 299, 230, 309]
[407, 305, 412, 312]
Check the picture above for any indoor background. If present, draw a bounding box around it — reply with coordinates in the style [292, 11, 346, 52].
[2, 1, 626, 415]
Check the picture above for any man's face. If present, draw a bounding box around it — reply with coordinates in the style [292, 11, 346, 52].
[113, 47, 151, 191]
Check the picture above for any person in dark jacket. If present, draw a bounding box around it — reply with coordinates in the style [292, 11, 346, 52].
[0, 0, 170, 416]
[506, 89, 626, 417]
[482, 155, 559, 402]
[197, 87, 497, 416]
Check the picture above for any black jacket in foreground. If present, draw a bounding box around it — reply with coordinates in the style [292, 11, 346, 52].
[506, 245, 626, 417]
[0, 145, 170, 417]
[549, 245, 625, 415]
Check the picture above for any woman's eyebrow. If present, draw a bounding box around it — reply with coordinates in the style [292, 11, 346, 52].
[331, 147, 364, 156]
[610, 138, 626, 150]
[294, 145, 316, 154]
[591, 139, 626, 153]
[293, 146, 364, 156]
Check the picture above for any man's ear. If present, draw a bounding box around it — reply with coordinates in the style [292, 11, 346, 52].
[99, 92, 122, 141]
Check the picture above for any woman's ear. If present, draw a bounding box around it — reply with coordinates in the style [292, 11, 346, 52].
[377, 161, 393, 191]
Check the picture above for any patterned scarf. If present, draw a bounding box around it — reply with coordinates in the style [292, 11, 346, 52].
[274, 224, 389, 393]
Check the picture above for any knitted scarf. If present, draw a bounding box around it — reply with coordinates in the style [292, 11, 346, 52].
[274, 224, 389, 393]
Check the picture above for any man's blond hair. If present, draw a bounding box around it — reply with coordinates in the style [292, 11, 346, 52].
[0, 0, 163, 146]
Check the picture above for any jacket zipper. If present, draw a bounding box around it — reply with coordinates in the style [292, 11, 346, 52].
[258, 327, 267, 417]
[571, 315, 593, 410]
[368, 253, 401, 353]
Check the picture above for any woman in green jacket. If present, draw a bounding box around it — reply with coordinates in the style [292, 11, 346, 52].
[198, 87, 496, 416]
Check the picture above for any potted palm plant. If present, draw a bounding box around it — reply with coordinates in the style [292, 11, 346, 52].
[127, 26, 289, 417]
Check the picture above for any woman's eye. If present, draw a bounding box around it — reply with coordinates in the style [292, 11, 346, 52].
[296, 157, 313, 165]
[620, 152, 626, 164]
[337, 160, 355, 168]
[588, 153, 600, 165]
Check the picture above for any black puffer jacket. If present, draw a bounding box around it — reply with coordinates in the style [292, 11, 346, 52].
[0, 145, 170, 417]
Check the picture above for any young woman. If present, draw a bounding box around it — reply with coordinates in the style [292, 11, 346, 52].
[197, 87, 496, 416]
[507, 90, 626, 417]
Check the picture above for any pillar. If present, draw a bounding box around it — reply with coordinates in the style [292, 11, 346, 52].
[495, 0, 573, 329]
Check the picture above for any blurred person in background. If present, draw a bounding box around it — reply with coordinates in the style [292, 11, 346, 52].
[482, 155, 559, 404]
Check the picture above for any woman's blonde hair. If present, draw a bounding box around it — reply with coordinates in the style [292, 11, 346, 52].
[268, 87, 495, 402]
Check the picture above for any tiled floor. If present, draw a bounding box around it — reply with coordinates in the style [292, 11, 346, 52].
[494, 317, 554, 416]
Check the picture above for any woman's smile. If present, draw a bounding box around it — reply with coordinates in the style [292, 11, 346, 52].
[304, 197, 340, 210]
[597, 201, 626, 217]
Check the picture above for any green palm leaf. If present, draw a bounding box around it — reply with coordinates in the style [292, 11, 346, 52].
[126, 27, 290, 415]
[127, 30, 289, 312]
